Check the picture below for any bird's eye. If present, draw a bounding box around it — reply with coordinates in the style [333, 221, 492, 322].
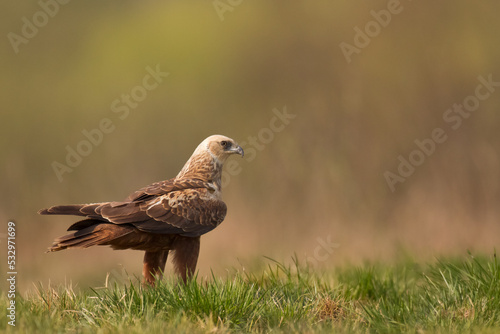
[221, 141, 230, 149]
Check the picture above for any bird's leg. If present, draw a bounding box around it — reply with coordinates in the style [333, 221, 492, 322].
[172, 236, 200, 283]
[142, 250, 169, 286]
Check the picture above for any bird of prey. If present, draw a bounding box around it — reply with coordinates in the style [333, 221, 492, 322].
[39, 135, 244, 285]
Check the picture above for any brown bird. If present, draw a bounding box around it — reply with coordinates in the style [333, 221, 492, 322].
[39, 135, 244, 285]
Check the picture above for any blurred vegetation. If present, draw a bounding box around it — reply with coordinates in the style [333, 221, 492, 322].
[1, 1, 500, 292]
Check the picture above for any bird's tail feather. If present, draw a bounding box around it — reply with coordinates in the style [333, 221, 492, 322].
[39, 204, 87, 216]
[48, 220, 134, 252]
[38, 203, 106, 217]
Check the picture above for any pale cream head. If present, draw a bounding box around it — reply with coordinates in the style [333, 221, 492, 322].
[194, 135, 244, 162]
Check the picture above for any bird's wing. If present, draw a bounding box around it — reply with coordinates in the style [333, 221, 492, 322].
[125, 178, 215, 202]
[99, 188, 227, 237]
[40, 179, 225, 237]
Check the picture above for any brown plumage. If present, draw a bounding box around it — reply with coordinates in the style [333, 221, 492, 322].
[39, 135, 244, 285]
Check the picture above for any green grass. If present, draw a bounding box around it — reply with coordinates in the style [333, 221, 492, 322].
[2, 253, 500, 333]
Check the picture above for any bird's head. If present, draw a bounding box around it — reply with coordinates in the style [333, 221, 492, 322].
[177, 135, 244, 182]
[194, 134, 244, 163]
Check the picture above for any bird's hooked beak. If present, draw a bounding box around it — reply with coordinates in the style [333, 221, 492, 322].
[232, 145, 244, 157]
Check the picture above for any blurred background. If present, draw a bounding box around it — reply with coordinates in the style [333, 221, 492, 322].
[1, 0, 500, 293]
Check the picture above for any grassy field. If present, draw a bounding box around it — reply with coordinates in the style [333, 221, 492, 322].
[2, 252, 499, 333]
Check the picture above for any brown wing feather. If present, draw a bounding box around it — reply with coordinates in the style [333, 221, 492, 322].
[40, 177, 226, 238]
[48, 222, 135, 252]
[100, 188, 227, 237]
[39, 203, 109, 221]
[126, 178, 215, 202]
